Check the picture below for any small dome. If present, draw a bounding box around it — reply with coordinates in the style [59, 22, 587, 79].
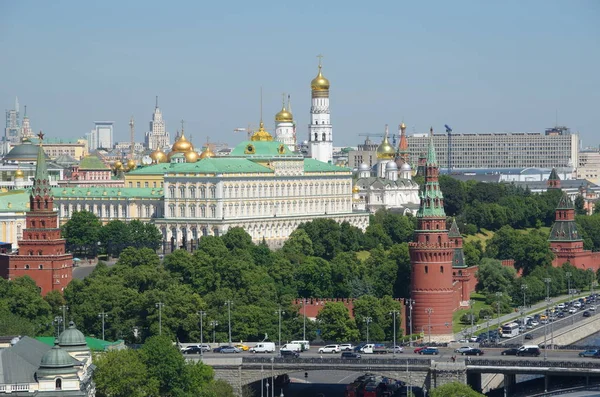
[275, 106, 293, 122]
[171, 133, 193, 153]
[3, 140, 50, 162]
[199, 147, 215, 159]
[58, 321, 86, 347]
[40, 340, 75, 368]
[401, 162, 412, 171]
[376, 135, 396, 160]
[114, 160, 123, 170]
[184, 150, 199, 163]
[352, 185, 360, 194]
[358, 163, 370, 171]
[126, 159, 137, 170]
[15, 169, 24, 178]
[311, 64, 330, 91]
[250, 121, 274, 142]
[150, 148, 167, 163]
[386, 161, 398, 170]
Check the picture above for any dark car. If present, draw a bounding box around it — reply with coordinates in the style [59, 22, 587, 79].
[517, 347, 541, 357]
[341, 351, 362, 360]
[182, 346, 205, 354]
[583, 311, 592, 317]
[579, 349, 598, 358]
[501, 348, 519, 356]
[462, 348, 484, 356]
[524, 333, 534, 340]
[419, 348, 439, 355]
[557, 312, 565, 318]
[213, 346, 225, 353]
[280, 350, 300, 358]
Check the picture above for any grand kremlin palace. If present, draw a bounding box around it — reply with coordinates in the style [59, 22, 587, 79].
[0, 125, 368, 249]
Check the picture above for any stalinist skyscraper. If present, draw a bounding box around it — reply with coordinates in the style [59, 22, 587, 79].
[144, 96, 171, 150]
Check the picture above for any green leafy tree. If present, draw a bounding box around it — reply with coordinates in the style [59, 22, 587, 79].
[475, 258, 515, 295]
[595, 200, 600, 215]
[222, 227, 254, 251]
[430, 382, 484, 397]
[463, 240, 483, 268]
[99, 220, 130, 257]
[574, 194, 586, 215]
[94, 349, 159, 397]
[316, 302, 359, 342]
[390, 243, 411, 298]
[439, 175, 466, 216]
[281, 229, 314, 264]
[61, 210, 102, 256]
[298, 219, 342, 260]
[141, 335, 187, 396]
[363, 223, 393, 250]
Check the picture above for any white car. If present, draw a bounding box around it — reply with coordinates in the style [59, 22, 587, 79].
[318, 344, 341, 354]
[454, 346, 473, 353]
[590, 306, 596, 311]
[392, 345, 404, 353]
[469, 336, 478, 343]
[340, 343, 354, 351]
[568, 307, 578, 314]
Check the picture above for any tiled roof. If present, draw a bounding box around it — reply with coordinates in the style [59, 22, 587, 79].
[303, 158, 350, 173]
[0, 190, 30, 212]
[166, 157, 274, 174]
[230, 140, 300, 157]
[79, 155, 109, 170]
[52, 187, 162, 199]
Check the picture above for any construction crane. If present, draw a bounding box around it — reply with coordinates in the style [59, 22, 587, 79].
[234, 124, 254, 140]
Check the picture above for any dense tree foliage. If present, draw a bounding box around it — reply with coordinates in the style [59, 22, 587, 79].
[430, 382, 484, 397]
[61, 210, 102, 256]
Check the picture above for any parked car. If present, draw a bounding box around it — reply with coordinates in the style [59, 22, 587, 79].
[280, 350, 300, 358]
[501, 348, 519, 356]
[454, 346, 473, 354]
[419, 348, 439, 355]
[220, 346, 240, 354]
[583, 311, 592, 317]
[340, 343, 354, 351]
[341, 351, 361, 360]
[462, 348, 484, 356]
[579, 349, 598, 358]
[318, 344, 341, 354]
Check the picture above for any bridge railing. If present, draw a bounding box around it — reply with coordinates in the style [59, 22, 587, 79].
[242, 357, 432, 366]
[469, 359, 600, 369]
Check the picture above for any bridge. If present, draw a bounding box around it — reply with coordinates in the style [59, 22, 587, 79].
[197, 356, 600, 396]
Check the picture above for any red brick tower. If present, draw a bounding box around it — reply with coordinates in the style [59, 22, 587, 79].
[549, 192, 588, 268]
[0, 133, 72, 295]
[547, 168, 561, 189]
[409, 134, 455, 339]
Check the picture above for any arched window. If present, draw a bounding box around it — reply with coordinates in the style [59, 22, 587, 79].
[25, 264, 30, 269]
[55, 378, 62, 390]
[39, 265, 43, 269]
[438, 236, 442, 244]
[424, 266, 428, 274]
[440, 266, 444, 273]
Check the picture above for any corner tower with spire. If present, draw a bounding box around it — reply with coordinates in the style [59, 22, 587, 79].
[308, 55, 333, 164]
[409, 135, 455, 340]
[0, 132, 73, 295]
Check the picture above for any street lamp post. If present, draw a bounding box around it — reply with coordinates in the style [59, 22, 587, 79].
[469, 299, 475, 335]
[155, 302, 164, 335]
[389, 310, 400, 357]
[495, 292, 503, 337]
[425, 308, 433, 343]
[543, 278, 551, 360]
[225, 300, 233, 345]
[364, 317, 373, 343]
[275, 307, 285, 350]
[98, 311, 109, 340]
[53, 316, 63, 338]
[198, 311, 206, 356]
[210, 320, 219, 343]
[303, 299, 306, 342]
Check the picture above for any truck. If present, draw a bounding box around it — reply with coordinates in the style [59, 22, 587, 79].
[359, 343, 390, 354]
[280, 343, 302, 353]
[249, 342, 276, 353]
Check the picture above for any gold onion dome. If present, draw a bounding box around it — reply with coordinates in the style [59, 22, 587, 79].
[275, 105, 293, 122]
[311, 64, 330, 91]
[376, 135, 396, 159]
[401, 122, 406, 129]
[114, 160, 123, 170]
[15, 169, 24, 178]
[352, 184, 360, 194]
[199, 146, 215, 159]
[126, 159, 137, 170]
[184, 150, 199, 163]
[171, 133, 193, 153]
[150, 148, 167, 163]
[250, 121, 273, 142]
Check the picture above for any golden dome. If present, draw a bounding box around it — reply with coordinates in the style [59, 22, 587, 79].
[15, 169, 24, 178]
[150, 148, 167, 163]
[199, 146, 215, 159]
[184, 150, 199, 163]
[250, 121, 273, 142]
[171, 133, 193, 153]
[401, 122, 406, 129]
[376, 135, 396, 160]
[114, 160, 123, 170]
[352, 184, 360, 194]
[311, 64, 330, 91]
[275, 105, 293, 122]
[126, 159, 137, 170]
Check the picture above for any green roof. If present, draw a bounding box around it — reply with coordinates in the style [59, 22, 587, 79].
[230, 140, 300, 158]
[30, 137, 83, 145]
[448, 219, 462, 238]
[303, 158, 351, 173]
[127, 163, 172, 175]
[37, 336, 124, 352]
[168, 157, 274, 174]
[52, 187, 163, 199]
[79, 155, 109, 170]
[0, 190, 30, 212]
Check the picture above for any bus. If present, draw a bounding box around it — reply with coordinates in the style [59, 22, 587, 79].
[501, 322, 520, 338]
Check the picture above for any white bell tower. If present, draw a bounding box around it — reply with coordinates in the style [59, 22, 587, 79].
[308, 55, 333, 164]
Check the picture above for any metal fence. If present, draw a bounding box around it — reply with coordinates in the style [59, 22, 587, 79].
[469, 359, 600, 369]
[242, 356, 432, 366]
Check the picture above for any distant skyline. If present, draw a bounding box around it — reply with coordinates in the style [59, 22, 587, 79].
[1, 0, 599, 148]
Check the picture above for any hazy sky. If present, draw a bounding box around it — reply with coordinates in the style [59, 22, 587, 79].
[1, 0, 599, 148]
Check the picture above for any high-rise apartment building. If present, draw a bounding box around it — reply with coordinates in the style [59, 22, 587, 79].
[407, 129, 578, 170]
[4, 97, 20, 145]
[87, 122, 113, 151]
[145, 97, 170, 150]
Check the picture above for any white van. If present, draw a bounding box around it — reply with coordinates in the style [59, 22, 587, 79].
[250, 342, 275, 353]
[280, 343, 302, 352]
[291, 340, 310, 351]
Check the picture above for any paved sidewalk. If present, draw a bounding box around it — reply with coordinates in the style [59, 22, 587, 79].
[454, 292, 587, 340]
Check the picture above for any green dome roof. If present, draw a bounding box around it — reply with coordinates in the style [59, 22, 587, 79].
[3, 140, 50, 162]
[40, 340, 75, 368]
[58, 321, 86, 347]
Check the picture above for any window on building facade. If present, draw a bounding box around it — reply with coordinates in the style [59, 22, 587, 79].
[180, 205, 185, 218]
[144, 182, 149, 188]
[169, 205, 175, 217]
[137, 182, 141, 188]
[210, 186, 216, 198]
[179, 186, 185, 198]
[190, 187, 196, 198]
[169, 186, 175, 198]
[122, 207, 126, 218]
[145, 205, 150, 218]
[210, 206, 216, 218]
[113, 207, 118, 218]
[190, 206, 196, 217]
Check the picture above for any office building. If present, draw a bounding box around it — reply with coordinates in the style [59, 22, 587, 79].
[87, 122, 113, 151]
[144, 97, 171, 150]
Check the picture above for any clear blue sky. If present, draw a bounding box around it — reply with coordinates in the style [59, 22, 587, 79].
[1, 0, 598, 147]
